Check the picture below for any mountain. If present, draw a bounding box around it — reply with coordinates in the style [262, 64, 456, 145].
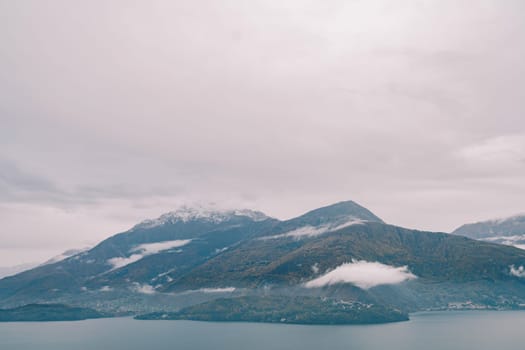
[453, 214, 525, 249]
[42, 248, 91, 266]
[0, 248, 90, 280]
[2, 201, 525, 324]
[0, 206, 278, 309]
[283, 200, 384, 226]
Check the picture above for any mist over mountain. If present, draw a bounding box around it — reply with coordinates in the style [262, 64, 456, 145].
[2, 200, 525, 324]
[0, 248, 91, 279]
[0, 263, 38, 279]
[453, 214, 525, 249]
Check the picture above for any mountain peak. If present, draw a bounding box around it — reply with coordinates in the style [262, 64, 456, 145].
[453, 213, 525, 240]
[134, 206, 271, 229]
[294, 200, 383, 225]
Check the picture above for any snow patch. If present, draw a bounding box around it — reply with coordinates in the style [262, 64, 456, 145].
[133, 206, 269, 229]
[304, 260, 417, 289]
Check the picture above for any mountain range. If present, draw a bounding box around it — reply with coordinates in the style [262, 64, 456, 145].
[1, 201, 525, 324]
[453, 214, 525, 249]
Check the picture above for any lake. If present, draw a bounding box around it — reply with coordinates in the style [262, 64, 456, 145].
[1, 311, 524, 350]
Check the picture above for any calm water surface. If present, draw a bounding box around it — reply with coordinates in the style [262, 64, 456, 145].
[1, 311, 524, 350]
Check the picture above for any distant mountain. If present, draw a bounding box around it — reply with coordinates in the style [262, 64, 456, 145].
[0, 263, 38, 279]
[0, 248, 91, 280]
[453, 214, 525, 249]
[42, 248, 91, 266]
[2, 201, 525, 325]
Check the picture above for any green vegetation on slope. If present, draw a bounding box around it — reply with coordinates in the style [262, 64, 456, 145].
[136, 295, 408, 325]
[0, 303, 106, 322]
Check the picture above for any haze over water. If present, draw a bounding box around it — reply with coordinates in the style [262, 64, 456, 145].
[1, 311, 524, 350]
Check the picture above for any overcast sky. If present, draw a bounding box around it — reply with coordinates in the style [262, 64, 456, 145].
[1, 0, 524, 266]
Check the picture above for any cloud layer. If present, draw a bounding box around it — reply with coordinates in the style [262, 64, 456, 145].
[107, 239, 191, 269]
[132, 240, 192, 255]
[262, 220, 364, 240]
[305, 260, 417, 289]
[2, 0, 525, 264]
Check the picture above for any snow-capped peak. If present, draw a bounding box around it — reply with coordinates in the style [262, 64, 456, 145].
[133, 206, 270, 229]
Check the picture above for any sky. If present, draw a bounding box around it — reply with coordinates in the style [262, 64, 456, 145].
[1, 0, 525, 266]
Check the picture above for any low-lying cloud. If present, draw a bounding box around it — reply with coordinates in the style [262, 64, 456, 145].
[107, 239, 191, 269]
[107, 254, 143, 270]
[198, 287, 236, 293]
[509, 265, 525, 278]
[131, 240, 192, 255]
[482, 235, 525, 250]
[131, 282, 156, 294]
[263, 220, 365, 240]
[304, 260, 417, 289]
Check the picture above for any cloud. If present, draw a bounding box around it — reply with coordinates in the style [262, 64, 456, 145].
[304, 260, 417, 289]
[264, 225, 328, 239]
[457, 135, 525, 168]
[107, 239, 191, 269]
[509, 265, 525, 278]
[172, 287, 237, 295]
[131, 239, 192, 255]
[0, 158, 63, 202]
[107, 254, 144, 270]
[42, 248, 89, 265]
[262, 220, 364, 240]
[3, 0, 525, 264]
[0, 157, 185, 207]
[131, 283, 156, 294]
[198, 287, 236, 293]
[480, 234, 525, 250]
